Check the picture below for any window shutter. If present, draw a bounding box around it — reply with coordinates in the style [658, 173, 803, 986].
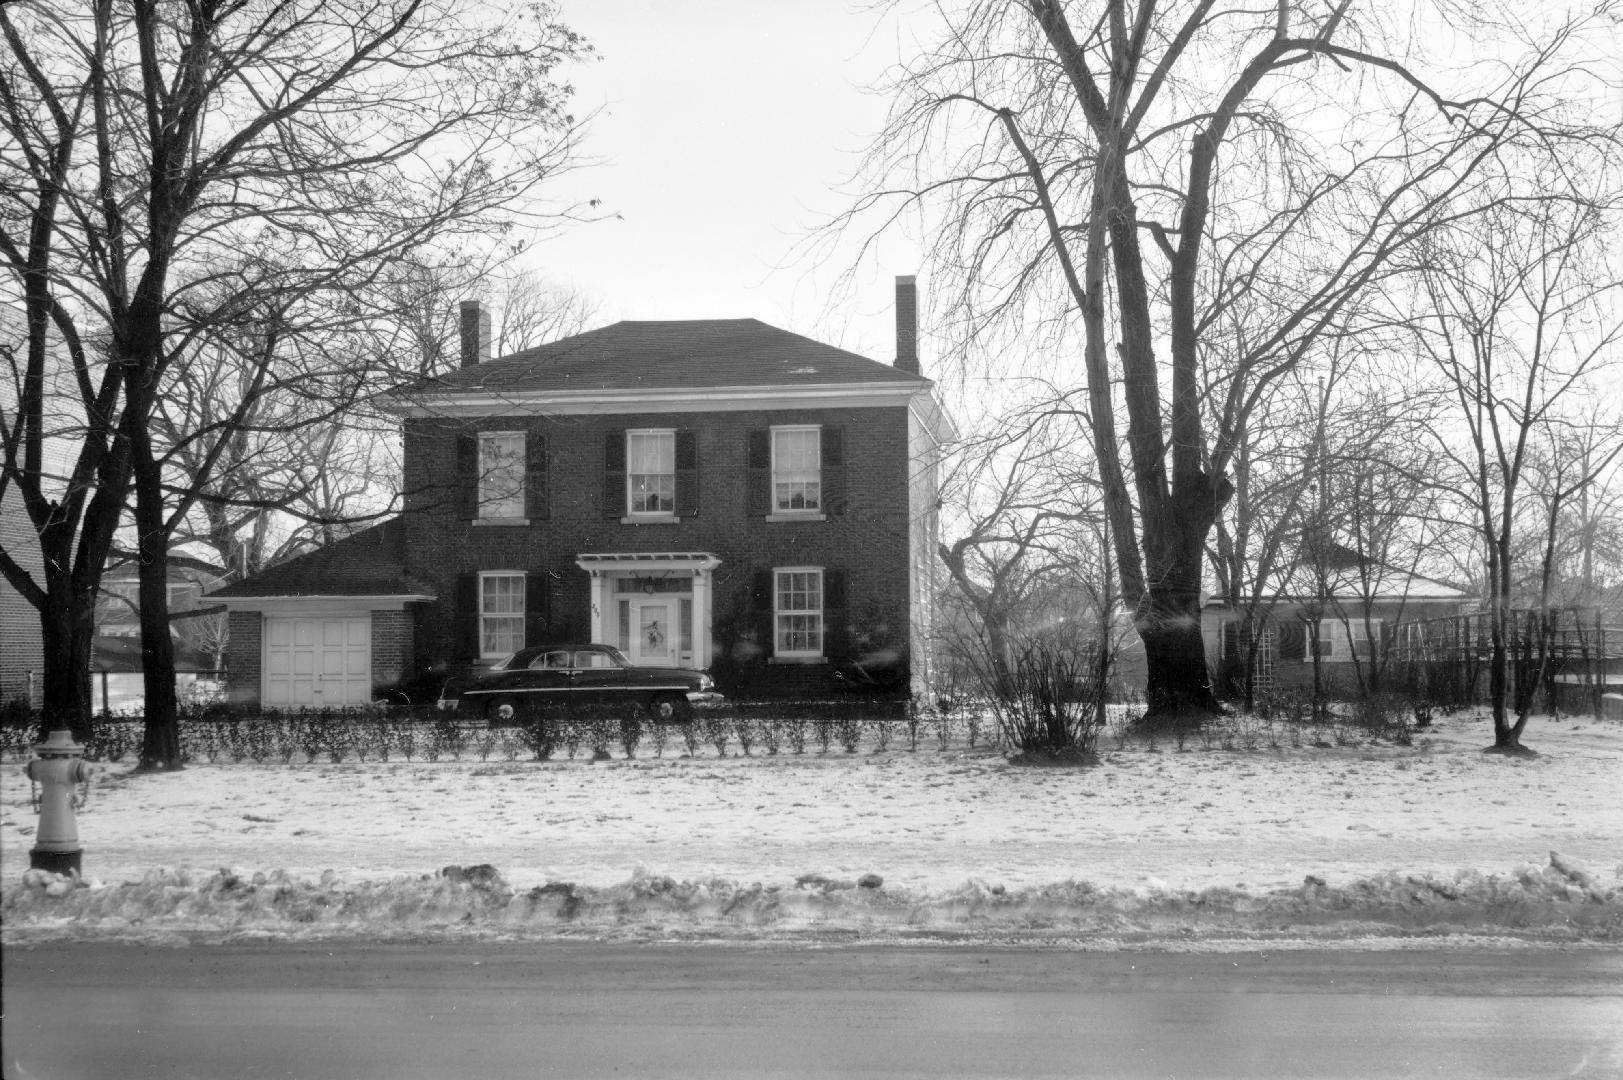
[525, 572, 550, 647]
[1278, 618, 1306, 662]
[751, 569, 774, 656]
[675, 430, 699, 518]
[821, 425, 846, 516]
[822, 568, 848, 659]
[525, 434, 549, 521]
[602, 430, 625, 520]
[456, 434, 478, 520]
[456, 573, 479, 661]
[746, 429, 770, 516]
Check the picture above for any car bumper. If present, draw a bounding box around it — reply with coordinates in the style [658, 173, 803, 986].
[686, 691, 725, 709]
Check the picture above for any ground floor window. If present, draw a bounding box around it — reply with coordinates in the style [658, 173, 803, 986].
[480, 572, 525, 658]
[1314, 617, 1381, 662]
[774, 568, 823, 657]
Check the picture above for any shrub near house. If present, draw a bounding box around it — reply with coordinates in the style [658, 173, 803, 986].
[214, 279, 952, 707]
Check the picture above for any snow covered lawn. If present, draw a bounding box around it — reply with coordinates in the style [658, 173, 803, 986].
[3, 710, 1619, 944]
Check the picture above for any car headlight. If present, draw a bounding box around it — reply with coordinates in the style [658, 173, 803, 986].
[698, 673, 713, 691]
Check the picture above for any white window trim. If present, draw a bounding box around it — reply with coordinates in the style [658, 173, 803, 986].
[773, 565, 824, 660]
[477, 431, 526, 521]
[625, 428, 677, 519]
[770, 425, 822, 516]
[478, 570, 526, 660]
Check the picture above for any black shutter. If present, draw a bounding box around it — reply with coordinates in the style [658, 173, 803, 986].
[456, 573, 479, 662]
[751, 569, 774, 657]
[525, 434, 549, 521]
[1278, 618, 1306, 662]
[822, 567, 848, 659]
[525, 572, 550, 648]
[675, 430, 699, 518]
[746, 429, 770, 516]
[456, 434, 478, 520]
[602, 430, 625, 520]
[821, 425, 846, 516]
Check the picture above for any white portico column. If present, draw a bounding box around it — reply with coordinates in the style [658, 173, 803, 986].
[691, 568, 712, 670]
[586, 570, 604, 645]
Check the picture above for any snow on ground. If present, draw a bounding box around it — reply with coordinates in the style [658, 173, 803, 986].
[2, 710, 1619, 944]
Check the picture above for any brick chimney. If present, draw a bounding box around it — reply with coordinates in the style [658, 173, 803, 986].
[894, 275, 920, 376]
[459, 299, 491, 369]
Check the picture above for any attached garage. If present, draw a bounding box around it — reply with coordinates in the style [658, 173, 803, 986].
[263, 617, 372, 707]
[209, 520, 434, 708]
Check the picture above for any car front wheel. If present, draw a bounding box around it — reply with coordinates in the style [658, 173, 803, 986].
[649, 693, 691, 724]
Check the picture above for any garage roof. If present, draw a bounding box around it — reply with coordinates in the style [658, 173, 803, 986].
[209, 519, 433, 599]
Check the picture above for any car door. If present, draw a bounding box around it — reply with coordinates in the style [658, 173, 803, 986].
[515, 648, 574, 705]
[569, 647, 628, 706]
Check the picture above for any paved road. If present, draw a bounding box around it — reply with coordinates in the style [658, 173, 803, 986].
[5, 944, 1621, 1078]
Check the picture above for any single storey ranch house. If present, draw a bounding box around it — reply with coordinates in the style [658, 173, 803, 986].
[213, 278, 951, 707]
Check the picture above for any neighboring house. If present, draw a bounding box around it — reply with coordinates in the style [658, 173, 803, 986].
[1203, 541, 1471, 698]
[0, 307, 75, 710]
[90, 559, 230, 711]
[0, 477, 45, 709]
[213, 277, 953, 708]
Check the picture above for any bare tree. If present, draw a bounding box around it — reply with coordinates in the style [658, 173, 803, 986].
[1412, 168, 1623, 752]
[0, 0, 592, 751]
[937, 407, 1101, 701]
[838, 0, 1617, 723]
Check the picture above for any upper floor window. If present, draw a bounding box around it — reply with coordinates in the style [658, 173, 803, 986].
[774, 567, 823, 658]
[478, 432, 525, 519]
[627, 430, 675, 515]
[772, 426, 821, 512]
[748, 424, 842, 519]
[479, 571, 526, 659]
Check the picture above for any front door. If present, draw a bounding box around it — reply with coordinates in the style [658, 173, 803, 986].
[628, 600, 675, 666]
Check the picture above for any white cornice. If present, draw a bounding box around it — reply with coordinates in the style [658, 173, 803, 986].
[379, 382, 930, 418]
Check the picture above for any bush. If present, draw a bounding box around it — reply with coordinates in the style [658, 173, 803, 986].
[984, 632, 1108, 761]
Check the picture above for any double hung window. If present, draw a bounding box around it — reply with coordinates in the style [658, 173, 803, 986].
[479, 572, 525, 659]
[627, 430, 675, 515]
[774, 568, 823, 657]
[478, 432, 525, 519]
[771, 426, 821, 512]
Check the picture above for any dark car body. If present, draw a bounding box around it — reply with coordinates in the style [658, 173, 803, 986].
[438, 643, 722, 723]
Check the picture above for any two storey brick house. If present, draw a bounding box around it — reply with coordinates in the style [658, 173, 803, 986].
[215, 278, 951, 707]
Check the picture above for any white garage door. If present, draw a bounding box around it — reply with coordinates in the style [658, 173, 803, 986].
[263, 617, 371, 707]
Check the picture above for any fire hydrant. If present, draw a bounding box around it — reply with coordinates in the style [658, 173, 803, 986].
[25, 727, 91, 876]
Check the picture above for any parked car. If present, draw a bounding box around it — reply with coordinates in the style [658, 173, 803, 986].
[437, 643, 722, 724]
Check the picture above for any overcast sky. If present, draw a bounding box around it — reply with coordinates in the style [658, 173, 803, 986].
[534, 1, 926, 368]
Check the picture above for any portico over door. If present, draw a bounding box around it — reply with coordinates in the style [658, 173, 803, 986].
[576, 552, 722, 670]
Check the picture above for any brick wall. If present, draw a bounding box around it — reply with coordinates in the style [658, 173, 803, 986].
[402, 405, 916, 697]
[371, 609, 413, 695]
[225, 610, 262, 706]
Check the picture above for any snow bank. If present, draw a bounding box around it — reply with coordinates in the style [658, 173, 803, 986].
[5, 853, 1618, 946]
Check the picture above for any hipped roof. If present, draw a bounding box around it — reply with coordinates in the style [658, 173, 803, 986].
[399, 319, 928, 396]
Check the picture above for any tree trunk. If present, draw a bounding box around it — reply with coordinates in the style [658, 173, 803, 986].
[1137, 524, 1221, 723]
[132, 422, 183, 770]
[37, 590, 95, 743]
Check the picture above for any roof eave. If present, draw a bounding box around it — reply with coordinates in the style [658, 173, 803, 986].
[378, 381, 931, 418]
